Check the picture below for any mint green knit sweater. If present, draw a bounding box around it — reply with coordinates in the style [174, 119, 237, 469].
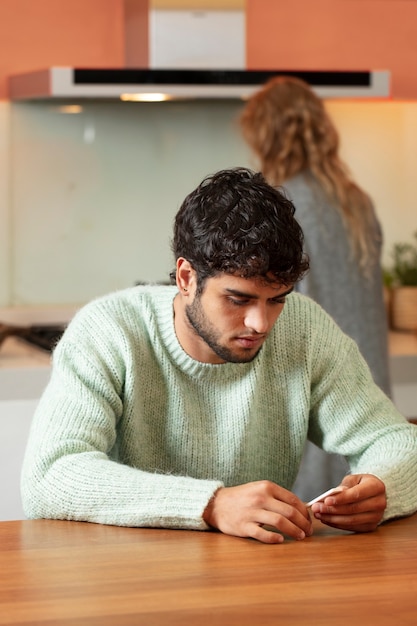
[21, 286, 417, 528]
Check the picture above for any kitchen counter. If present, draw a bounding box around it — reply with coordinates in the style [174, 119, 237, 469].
[1, 324, 416, 408]
[1, 332, 416, 418]
[0, 326, 415, 522]
[389, 329, 417, 356]
[0, 304, 78, 401]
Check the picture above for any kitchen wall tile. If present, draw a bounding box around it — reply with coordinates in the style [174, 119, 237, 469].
[0, 103, 11, 307]
[10, 100, 249, 305]
[6, 99, 417, 308]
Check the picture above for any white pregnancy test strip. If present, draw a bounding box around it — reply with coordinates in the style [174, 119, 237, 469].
[306, 486, 345, 507]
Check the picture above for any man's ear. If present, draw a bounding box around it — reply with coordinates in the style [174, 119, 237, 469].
[176, 258, 196, 295]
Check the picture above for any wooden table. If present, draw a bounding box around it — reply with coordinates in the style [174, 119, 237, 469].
[1, 515, 417, 625]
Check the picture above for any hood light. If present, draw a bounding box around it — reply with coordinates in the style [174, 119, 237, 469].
[120, 92, 172, 102]
[57, 104, 83, 114]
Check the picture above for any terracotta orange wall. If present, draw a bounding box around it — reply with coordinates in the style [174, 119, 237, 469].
[3, 1, 417, 100]
[0, 0, 130, 100]
[125, 0, 150, 67]
[246, 0, 417, 99]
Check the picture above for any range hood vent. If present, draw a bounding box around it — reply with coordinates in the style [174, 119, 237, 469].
[9, 67, 390, 101]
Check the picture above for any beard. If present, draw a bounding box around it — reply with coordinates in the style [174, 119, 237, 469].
[185, 294, 263, 364]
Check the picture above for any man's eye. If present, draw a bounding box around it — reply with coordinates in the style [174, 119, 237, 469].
[271, 298, 286, 305]
[228, 298, 249, 306]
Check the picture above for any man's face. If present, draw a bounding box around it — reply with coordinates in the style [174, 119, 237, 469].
[183, 273, 293, 364]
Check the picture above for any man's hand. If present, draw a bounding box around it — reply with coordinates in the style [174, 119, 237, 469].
[203, 480, 313, 544]
[310, 474, 386, 532]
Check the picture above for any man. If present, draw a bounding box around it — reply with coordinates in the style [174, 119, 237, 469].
[21, 168, 417, 544]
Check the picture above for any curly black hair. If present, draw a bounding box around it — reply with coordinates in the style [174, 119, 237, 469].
[171, 167, 309, 289]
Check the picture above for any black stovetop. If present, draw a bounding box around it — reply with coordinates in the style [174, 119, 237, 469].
[0, 323, 66, 353]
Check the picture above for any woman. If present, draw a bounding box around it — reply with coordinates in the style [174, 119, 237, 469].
[240, 75, 391, 500]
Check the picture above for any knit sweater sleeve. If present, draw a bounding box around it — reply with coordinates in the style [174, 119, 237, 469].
[20, 296, 223, 529]
[301, 302, 417, 522]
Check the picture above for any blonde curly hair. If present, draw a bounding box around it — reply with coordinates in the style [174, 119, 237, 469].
[240, 75, 377, 274]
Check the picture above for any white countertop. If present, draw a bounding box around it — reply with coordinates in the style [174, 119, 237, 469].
[0, 337, 52, 401]
[2, 329, 416, 364]
[1, 304, 416, 354]
[0, 305, 79, 400]
[1, 324, 416, 403]
[0, 336, 51, 368]
[388, 330, 417, 356]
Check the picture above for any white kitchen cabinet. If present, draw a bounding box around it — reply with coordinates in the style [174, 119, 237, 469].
[390, 357, 417, 421]
[0, 335, 51, 521]
[0, 399, 38, 520]
[388, 331, 417, 421]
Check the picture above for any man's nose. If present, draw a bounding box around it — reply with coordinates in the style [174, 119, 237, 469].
[244, 306, 269, 334]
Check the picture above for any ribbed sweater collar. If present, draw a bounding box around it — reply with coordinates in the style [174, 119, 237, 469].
[150, 286, 257, 382]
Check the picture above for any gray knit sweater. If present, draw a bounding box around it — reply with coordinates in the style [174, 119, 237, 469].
[283, 172, 391, 395]
[21, 286, 417, 528]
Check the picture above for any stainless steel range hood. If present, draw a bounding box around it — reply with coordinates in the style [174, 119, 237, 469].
[9, 67, 390, 101]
